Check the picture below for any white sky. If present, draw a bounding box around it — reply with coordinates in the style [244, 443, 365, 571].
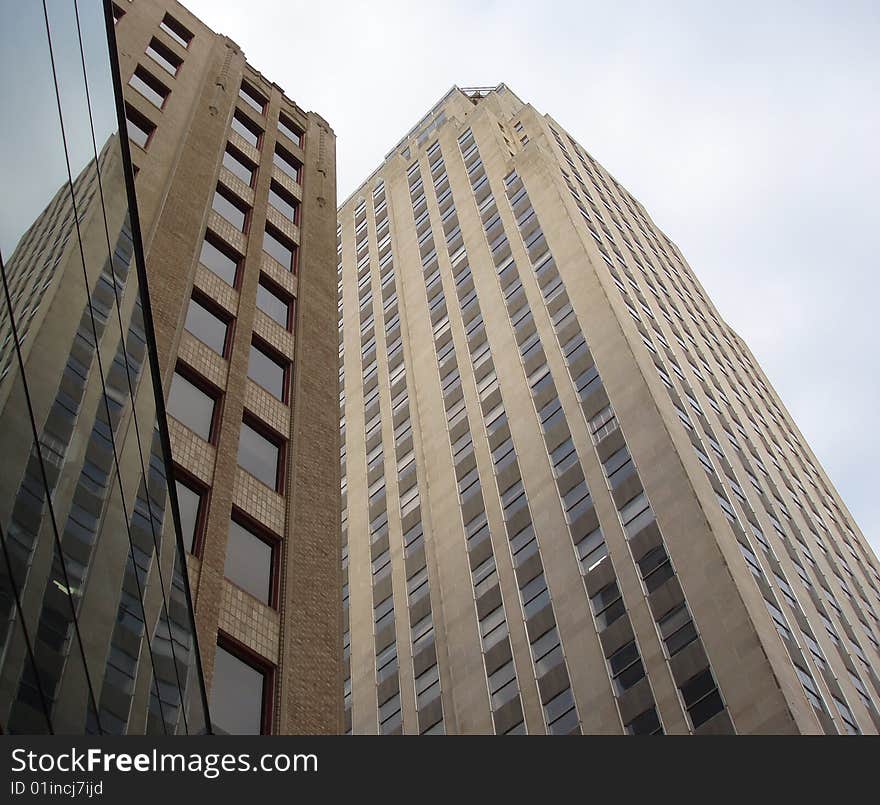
[185, 0, 880, 555]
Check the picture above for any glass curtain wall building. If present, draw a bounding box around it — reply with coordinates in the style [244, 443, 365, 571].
[0, 0, 208, 734]
[338, 85, 880, 735]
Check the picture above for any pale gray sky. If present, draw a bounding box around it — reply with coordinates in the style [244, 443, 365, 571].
[185, 0, 879, 555]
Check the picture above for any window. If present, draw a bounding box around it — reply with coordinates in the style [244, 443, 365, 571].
[620, 492, 653, 539]
[638, 544, 674, 592]
[625, 707, 663, 735]
[268, 182, 299, 223]
[124, 104, 155, 149]
[223, 145, 256, 186]
[211, 642, 270, 734]
[111, 2, 125, 23]
[680, 669, 724, 728]
[145, 38, 182, 76]
[273, 146, 301, 182]
[658, 603, 698, 656]
[167, 369, 218, 442]
[225, 516, 276, 605]
[238, 418, 283, 490]
[212, 186, 248, 232]
[128, 66, 169, 109]
[263, 226, 297, 271]
[239, 81, 266, 114]
[256, 276, 293, 329]
[184, 295, 230, 355]
[590, 582, 625, 631]
[248, 340, 288, 400]
[231, 110, 261, 147]
[174, 473, 206, 554]
[199, 233, 241, 286]
[278, 114, 303, 147]
[608, 640, 645, 694]
[159, 14, 193, 48]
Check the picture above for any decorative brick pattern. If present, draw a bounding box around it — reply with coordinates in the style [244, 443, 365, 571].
[178, 330, 229, 390]
[228, 130, 261, 166]
[266, 205, 300, 245]
[168, 417, 215, 486]
[260, 251, 298, 297]
[270, 164, 302, 201]
[244, 378, 289, 435]
[253, 309, 294, 361]
[233, 466, 285, 537]
[194, 263, 239, 317]
[218, 165, 255, 207]
[206, 209, 247, 256]
[219, 580, 281, 664]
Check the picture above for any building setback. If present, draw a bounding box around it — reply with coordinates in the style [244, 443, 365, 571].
[337, 84, 880, 734]
[112, 0, 341, 734]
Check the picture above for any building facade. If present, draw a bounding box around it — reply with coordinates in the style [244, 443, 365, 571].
[112, 0, 341, 734]
[0, 0, 207, 734]
[337, 84, 880, 734]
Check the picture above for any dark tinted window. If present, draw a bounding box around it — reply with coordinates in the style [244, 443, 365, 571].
[222, 145, 255, 186]
[175, 477, 203, 553]
[128, 66, 168, 108]
[125, 104, 155, 149]
[238, 420, 281, 489]
[231, 111, 260, 147]
[145, 38, 181, 75]
[212, 187, 247, 231]
[225, 518, 273, 604]
[256, 278, 292, 328]
[211, 645, 266, 734]
[160, 14, 192, 48]
[239, 81, 266, 114]
[277, 115, 302, 147]
[273, 146, 300, 181]
[184, 296, 228, 355]
[248, 342, 286, 399]
[167, 370, 216, 442]
[263, 226, 295, 271]
[199, 234, 239, 286]
[268, 182, 298, 222]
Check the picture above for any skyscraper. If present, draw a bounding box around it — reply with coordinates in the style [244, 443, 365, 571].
[0, 0, 207, 734]
[337, 84, 880, 734]
[112, 0, 341, 734]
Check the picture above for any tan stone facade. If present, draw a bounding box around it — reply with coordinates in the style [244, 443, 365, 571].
[338, 85, 880, 734]
[114, 0, 341, 734]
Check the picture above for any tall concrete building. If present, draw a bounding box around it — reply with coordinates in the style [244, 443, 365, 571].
[337, 84, 880, 734]
[111, 0, 341, 734]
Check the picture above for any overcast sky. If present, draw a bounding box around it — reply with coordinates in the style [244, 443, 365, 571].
[185, 0, 879, 554]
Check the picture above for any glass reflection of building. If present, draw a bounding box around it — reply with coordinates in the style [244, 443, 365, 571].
[0, 1, 209, 733]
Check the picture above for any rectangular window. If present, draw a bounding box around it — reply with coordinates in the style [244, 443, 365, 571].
[145, 38, 182, 76]
[680, 669, 724, 728]
[263, 225, 297, 271]
[223, 145, 256, 186]
[225, 515, 276, 605]
[238, 417, 283, 491]
[184, 295, 230, 356]
[278, 114, 303, 147]
[128, 66, 169, 109]
[159, 14, 193, 48]
[256, 276, 294, 329]
[273, 146, 301, 182]
[212, 186, 248, 231]
[174, 471, 207, 554]
[211, 641, 271, 734]
[268, 181, 299, 223]
[231, 110, 261, 147]
[199, 233, 241, 286]
[248, 340, 289, 401]
[167, 368, 218, 443]
[239, 81, 266, 114]
[124, 104, 155, 149]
